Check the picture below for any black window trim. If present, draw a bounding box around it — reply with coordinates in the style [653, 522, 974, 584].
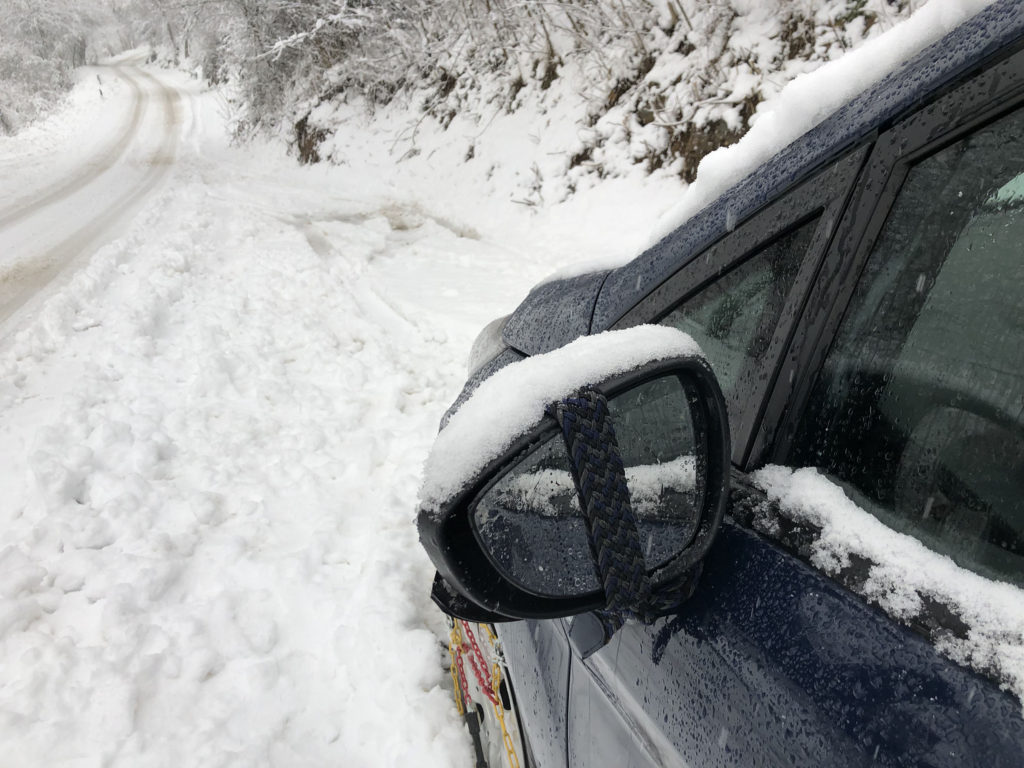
[722, 40, 1024, 686]
[612, 147, 869, 468]
[761, 43, 1024, 471]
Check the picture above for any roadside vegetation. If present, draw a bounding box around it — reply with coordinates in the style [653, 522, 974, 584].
[0, 0, 117, 133]
[4, 1, 926, 186]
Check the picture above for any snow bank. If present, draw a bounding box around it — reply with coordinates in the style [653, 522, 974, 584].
[309, 1, 932, 286]
[753, 465, 1024, 708]
[420, 326, 702, 511]
[315, 91, 684, 285]
[0, 72, 504, 767]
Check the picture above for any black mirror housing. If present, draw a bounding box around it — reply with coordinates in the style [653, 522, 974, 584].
[417, 328, 730, 623]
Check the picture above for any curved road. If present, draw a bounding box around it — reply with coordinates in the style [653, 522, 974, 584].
[0, 66, 184, 327]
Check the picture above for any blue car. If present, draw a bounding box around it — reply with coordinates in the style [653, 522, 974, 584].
[418, 2, 1024, 766]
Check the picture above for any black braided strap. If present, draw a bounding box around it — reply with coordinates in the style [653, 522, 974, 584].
[548, 390, 651, 632]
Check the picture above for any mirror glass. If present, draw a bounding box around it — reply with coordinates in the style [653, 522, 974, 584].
[471, 375, 706, 598]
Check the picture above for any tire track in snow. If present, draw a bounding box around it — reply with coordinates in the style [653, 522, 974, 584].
[296, 215, 427, 339]
[0, 67, 145, 230]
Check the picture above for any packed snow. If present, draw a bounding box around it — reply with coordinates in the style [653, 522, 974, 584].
[419, 326, 703, 512]
[0, 67, 131, 213]
[0, 59, 696, 766]
[0, 63, 183, 327]
[0, 70, 526, 767]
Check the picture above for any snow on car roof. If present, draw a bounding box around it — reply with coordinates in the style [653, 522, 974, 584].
[593, 0, 1022, 331]
[504, 0, 1022, 355]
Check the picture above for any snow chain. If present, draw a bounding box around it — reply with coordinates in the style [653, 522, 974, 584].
[448, 618, 468, 717]
[447, 617, 522, 768]
[482, 624, 522, 768]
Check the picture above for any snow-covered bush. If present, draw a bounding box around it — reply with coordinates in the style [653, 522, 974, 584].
[0, 0, 928, 179]
[275, 0, 928, 180]
[79, 0, 926, 181]
[0, 0, 113, 134]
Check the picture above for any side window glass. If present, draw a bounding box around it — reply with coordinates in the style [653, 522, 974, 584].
[660, 218, 818, 404]
[791, 105, 1024, 585]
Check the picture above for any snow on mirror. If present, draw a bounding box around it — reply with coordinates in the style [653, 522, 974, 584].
[471, 375, 704, 598]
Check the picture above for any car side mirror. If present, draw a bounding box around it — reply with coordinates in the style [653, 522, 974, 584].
[417, 327, 730, 636]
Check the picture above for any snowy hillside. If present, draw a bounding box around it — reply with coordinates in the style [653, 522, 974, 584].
[295, 1, 924, 212]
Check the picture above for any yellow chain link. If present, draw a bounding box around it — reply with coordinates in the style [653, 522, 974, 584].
[484, 625, 522, 768]
[449, 620, 523, 768]
[448, 620, 465, 717]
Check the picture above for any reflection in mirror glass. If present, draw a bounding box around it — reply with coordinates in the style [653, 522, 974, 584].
[609, 376, 703, 568]
[472, 375, 705, 598]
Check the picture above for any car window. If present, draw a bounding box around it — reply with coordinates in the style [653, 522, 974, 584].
[660, 217, 818, 407]
[789, 104, 1024, 585]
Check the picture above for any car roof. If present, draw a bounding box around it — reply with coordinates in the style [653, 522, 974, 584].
[504, 0, 1024, 357]
[592, 0, 1024, 331]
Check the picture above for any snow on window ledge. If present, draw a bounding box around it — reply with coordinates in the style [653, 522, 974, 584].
[750, 464, 1024, 712]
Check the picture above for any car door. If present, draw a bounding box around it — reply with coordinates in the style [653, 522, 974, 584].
[565, 142, 867, 768]
[565, 42, 1024, 768]
[497, 617, 572, 768]
[496, 142, 865, 768]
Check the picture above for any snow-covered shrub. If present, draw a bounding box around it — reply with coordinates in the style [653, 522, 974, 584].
[0, 0, 113, 134]
[279, 0, 928, 184]
[106, 0, 929, 186]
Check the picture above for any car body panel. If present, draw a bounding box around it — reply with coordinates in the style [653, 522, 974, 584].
[568, 520, 1024, 768]
[498, 619, 572, 768]
[502, 270, 610, 356]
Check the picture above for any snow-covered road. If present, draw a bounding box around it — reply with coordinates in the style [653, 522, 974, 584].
[0, 68, 557, 767]
[0, 65, 184, 328]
